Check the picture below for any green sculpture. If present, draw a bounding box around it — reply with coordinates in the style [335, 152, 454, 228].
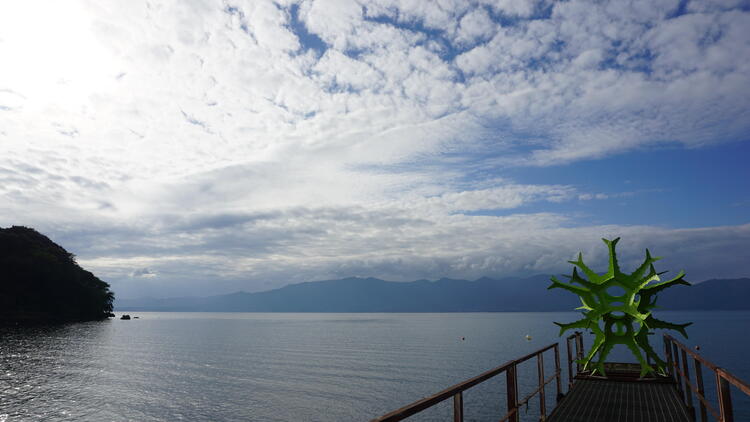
[549, 238, 691, 377]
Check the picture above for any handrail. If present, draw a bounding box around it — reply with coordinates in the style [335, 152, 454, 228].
[664, 333, 750, 422]
[565, 331, 583, 388]
[371, 332, 583, 422]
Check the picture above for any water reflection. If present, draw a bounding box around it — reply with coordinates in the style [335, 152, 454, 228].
[0, 312, 748, 421]
[1, 321, 113, 420]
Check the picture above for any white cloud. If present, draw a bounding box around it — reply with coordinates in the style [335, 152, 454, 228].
[0, 0, 748, 297]
[68, 208, 750, 298]
[131, 267, 157, 278]
[482, 0, 537, 18]
[455, 7, 496, 46]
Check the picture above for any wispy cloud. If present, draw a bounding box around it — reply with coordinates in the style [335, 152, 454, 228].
[131, 267, 157, 278]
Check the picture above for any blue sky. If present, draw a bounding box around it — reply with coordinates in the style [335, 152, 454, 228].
[496, 140, 750, 228]
[0, 0, 748, 298]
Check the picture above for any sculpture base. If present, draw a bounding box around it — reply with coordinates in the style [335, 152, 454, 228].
[575, 362, 674, 383]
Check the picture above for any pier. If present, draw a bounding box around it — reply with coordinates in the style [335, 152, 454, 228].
[371, 332, 750, 422]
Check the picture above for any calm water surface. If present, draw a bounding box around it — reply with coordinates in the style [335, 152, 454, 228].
[1, 311, 749, 421]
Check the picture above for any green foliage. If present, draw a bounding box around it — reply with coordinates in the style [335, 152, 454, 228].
[0, 226, 114, 323]
[549, 238, 691, 377]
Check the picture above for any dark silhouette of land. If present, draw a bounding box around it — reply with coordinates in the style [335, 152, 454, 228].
[116, 275, 749, 312]
[0, 226, 114, 324]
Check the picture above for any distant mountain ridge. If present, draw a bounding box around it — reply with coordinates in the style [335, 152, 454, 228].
[115, 276, 750, 312]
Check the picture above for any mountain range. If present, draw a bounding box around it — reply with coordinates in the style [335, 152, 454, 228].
[115, 276, 750, 312]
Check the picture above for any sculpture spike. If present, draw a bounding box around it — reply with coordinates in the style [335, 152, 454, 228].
[551, 238, 691, 376]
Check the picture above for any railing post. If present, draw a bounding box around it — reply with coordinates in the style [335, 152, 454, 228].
[681, 349, 695, 420]
[554, 343, 562, 402]
[717, 370, 734, 422]
[673, 343, 684, 400]
[507, 363, 519, 422]
[566, 337, 574, 389]
[693, 359, 707, 422]
[453, 392, 463, 422]
[538, 353, 546, 420]
[372, 337, 750, 422]
[575, 332, 584, 373]
[664, 336, 674, 380]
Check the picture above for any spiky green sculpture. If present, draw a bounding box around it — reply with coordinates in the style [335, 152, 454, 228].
[549, 238, 691, 377]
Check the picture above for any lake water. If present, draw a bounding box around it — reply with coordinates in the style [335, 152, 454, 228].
[1, 311, 749, 421]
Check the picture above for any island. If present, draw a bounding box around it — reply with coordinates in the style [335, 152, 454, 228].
[0, 226, 114, 324]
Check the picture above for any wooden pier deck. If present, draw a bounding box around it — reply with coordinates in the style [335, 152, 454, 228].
[371, 332, 750, 422]
[547, 379, 690, 422]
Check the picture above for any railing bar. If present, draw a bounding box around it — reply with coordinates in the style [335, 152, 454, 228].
[566, 337, 574, 389]
[538, 353, 546, 418]
[693, 359, 708, 422]
[517, 371, 561, 407]
[664, 333, 750, 422]
[693, 393, 722, 421]
[717, 371, 734, 422]
[506, 363, 519, 422]
[681, 349, 695, 420]
[514, 343, 558, 365]
[671, 364, 721, 421]
[497, 408, 518, 422]
[717, 368, 750, 396]
[575, 332, 584, 373]
[554, 343, 562, 403]
[665, 336, 675, 381]
[664, 334, 721, 371]
[372, 344, 559, 422]
[371, 362, 508, 422]
[672, 367, 700, 396]
[673, 342, 685, 400]
[373, 333, 748, 422]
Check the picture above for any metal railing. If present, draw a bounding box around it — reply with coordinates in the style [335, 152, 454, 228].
[371, 332, 583, 422]
[565, 331, 584, 388]
[664, 334, 750, 422]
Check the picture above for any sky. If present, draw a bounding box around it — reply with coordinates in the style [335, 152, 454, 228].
[1, 0, 749, 299]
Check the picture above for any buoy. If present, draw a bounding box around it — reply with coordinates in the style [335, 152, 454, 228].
[525, 334, 532, 341]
